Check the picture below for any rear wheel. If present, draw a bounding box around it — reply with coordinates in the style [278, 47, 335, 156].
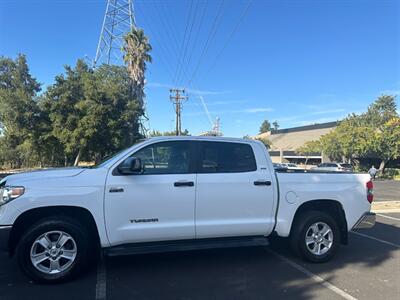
[16, 216, 93, 283]
[290, 211, 340, 262]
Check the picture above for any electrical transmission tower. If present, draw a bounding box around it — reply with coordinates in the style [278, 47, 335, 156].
[94, 0, 135, 67]
[170, 89, 188, 135]
[94, 0, 151, 136]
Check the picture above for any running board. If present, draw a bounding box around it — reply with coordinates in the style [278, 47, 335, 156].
[104, 236, 269, 257]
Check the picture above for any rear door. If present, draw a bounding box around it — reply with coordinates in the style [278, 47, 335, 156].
[195, 141, 275, 238]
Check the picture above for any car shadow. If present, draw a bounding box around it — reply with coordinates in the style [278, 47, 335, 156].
[0, 220, 398, 300]
[104, 220, 400, 300]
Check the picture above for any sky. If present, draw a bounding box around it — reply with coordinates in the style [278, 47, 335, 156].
[0, 0, 399, 137]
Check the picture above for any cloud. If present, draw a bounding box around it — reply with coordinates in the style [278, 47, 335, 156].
[380, 90, 400, 96]
[291, 117, 340, 126]
[186, 88, 232, 96]
[183, 107, 274, 117]
[244, 108, 274, 113]
[187, 100, 248, 107]
[146, 82, 231, 95]
[310, 108, 346, 115]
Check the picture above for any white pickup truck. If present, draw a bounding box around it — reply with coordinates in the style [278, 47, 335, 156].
[0, 136, 375, 283]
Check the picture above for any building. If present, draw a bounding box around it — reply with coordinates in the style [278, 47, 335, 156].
[255, 121, 338, 164]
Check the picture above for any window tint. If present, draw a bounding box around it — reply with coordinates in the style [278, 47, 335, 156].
[199, 142, 257, 173]
[340, 164, 352, 168]
[133, 141, 191, 174]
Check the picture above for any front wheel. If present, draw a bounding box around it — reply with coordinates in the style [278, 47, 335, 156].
[16, 216, 93, 283]
[290, 211, 340, 263]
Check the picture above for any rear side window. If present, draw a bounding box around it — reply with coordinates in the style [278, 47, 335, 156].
[198, 142, 257, 173]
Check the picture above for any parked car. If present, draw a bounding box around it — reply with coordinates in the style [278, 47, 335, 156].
[272, 162, 286, 169]
[280, 163, 303, 170]
[0, 136, 374, 283]
[314, 162, 353, 172]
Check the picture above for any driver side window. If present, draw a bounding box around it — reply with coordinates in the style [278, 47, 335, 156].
[133, 141, 191, 175]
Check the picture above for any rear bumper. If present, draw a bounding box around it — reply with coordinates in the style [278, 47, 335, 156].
[0, 225, 12, 252]
[353, 212, 376, 229]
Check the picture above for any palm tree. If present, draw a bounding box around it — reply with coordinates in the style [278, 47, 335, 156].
[122, 27, 152, 107]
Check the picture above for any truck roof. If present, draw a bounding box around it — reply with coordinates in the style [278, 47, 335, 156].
[146, 136, 259, 144]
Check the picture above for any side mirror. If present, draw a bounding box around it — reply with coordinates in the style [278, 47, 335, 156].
[118, 157, 143, 175]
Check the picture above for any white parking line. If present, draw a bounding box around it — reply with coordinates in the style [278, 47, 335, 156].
[96, 256, 107, 300]
[350, 231, 400, 248]
[377, 213, 400, 222]
[266, 249, 358, 300]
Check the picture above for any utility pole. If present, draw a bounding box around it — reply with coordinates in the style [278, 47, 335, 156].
[170, 88, 188, 135]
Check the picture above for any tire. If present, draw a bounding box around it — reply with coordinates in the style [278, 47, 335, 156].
[16, 216, 93, 283]
[290, 210, 340, 263]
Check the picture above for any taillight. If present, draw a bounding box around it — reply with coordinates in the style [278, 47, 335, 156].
[366, 180, 374, 203]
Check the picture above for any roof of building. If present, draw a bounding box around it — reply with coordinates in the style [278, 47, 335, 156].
[255, 121, 338, 151]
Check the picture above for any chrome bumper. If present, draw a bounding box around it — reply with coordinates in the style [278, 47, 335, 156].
[353, 212, 376, 229]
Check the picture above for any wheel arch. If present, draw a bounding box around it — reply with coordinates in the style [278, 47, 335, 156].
[290, 199, 348, 245]
[9, 206, 101, 256]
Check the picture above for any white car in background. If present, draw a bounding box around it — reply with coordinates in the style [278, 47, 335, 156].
[280, 163, 304, 170]
[314, 163, 353, 172]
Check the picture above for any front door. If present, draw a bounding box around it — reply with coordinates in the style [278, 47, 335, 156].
[104, 141, 196, 246]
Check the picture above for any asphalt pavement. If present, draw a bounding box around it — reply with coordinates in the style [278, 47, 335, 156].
[373, 180, 400, 201]
[1, 212, 399, 300]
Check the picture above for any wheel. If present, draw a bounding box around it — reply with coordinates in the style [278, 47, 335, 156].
[290, 210, 340, 263]
[16, 216, 93, 283]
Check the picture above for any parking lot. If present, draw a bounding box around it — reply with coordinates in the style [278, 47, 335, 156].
[0, 215, 399, 299]
[0, 178, 399, 300]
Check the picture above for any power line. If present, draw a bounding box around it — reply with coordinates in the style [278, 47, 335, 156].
[173, 0, 195, 86]
[183, 0, 209, 86]
[175, 0, 200, 86]
[135, 4, 176, 80]
[185, 0, 225, 88]
[204, 0, 253, 77]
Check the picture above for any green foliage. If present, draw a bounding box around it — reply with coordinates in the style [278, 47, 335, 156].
[0, 55, 146, 168]
[123, 27, 152, 106]
[297, 95, 400, 170]
[297, 140, 323, 156]
[272, 121, 279, 131]
[0, 54, 43, 168]
[255, 137, 272, 148]
[259, 120, 271, 133]
[149, 129, 190, 137]
[42, 61, 144, 165]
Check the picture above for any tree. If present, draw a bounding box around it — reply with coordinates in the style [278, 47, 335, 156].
[259, 120, 271, 133]
[255, 137, 272, 148]
[0, 54, 42, 168]
[272, 121, 279, 131]
[149, 129, 190, 137]
[123, 27, 152, 108]
[297, 140, 323, 165]
[298, 95, 399, 171]
[43, 61, 145, 165]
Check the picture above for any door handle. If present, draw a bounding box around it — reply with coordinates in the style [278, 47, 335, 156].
[254, 180, 271, 186]
[109, 187, 124, 193]
[174, 181, 194, 187]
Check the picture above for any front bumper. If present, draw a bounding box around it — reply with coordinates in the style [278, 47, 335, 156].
[0, 225, 12, 252]
[353, 212, 376, 229]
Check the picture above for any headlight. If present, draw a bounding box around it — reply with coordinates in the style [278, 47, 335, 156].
[0, 186, 25, 206]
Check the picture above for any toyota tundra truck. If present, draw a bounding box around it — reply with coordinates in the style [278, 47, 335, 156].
[0, 136, 375, 283]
